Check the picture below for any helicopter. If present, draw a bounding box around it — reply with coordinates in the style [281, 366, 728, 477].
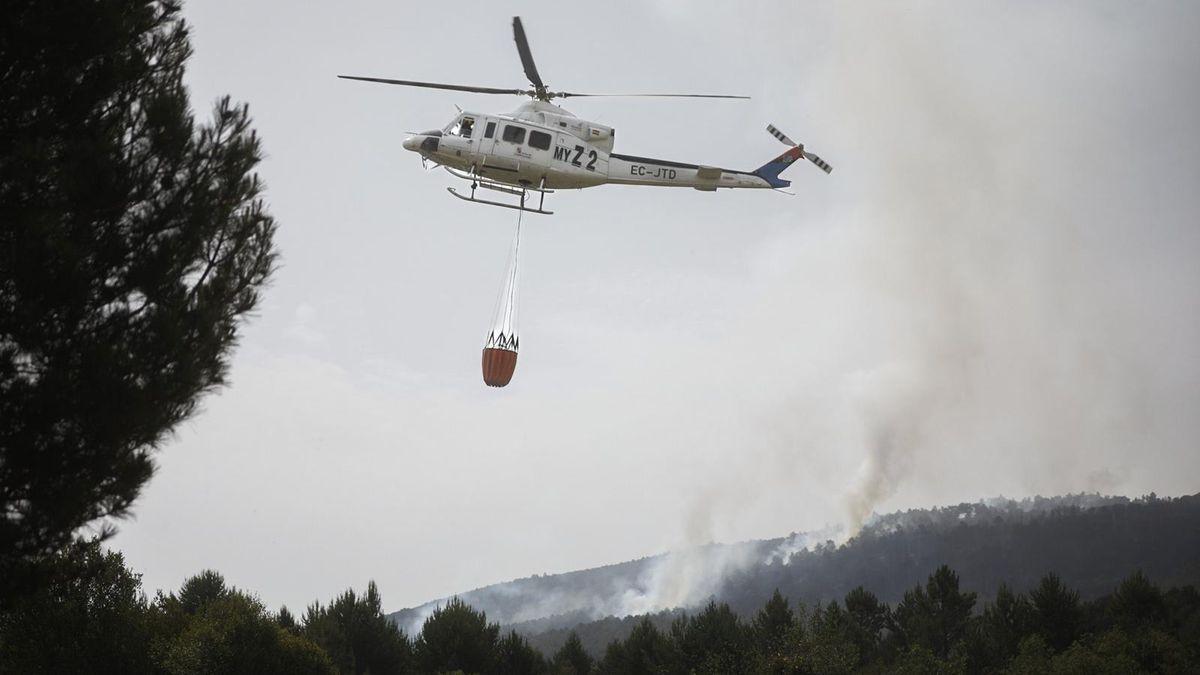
[340, 17, 831, 215]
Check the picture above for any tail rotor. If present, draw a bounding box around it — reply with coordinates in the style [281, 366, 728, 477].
[767, 123, 833, 174]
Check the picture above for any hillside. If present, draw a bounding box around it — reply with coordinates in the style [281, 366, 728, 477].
[388, 493, 1200, 655]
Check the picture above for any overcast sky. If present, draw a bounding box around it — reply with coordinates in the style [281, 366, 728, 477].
[112, 1, 1200, 615]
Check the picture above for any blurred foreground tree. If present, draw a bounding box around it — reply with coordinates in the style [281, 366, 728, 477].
[0, 541, 156, 673]
[0, 0, 277, 605]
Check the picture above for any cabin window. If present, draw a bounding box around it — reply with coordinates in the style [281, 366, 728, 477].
[528, 130, 551, 150]
[484, 121, 496, 139]
[502, 125, 526, 144]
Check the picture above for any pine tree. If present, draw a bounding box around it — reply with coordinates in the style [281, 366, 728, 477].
[496, 629, 548, 674]
[597, 617, 675, 674]
[415, 596, 499, 674]
[0, 0, 278, 603]
[678, 601, 748, 673]
[1030, 572, 1081, 651]
[302, 581, 413, 674]
[552, 631, 594, 674]
[844, 585, 889, 664]
[1109, 570, 1167, 631]
[750, 589, 795, 666]
[973, 582, 1034, 668]
[892, 565, 976, 658]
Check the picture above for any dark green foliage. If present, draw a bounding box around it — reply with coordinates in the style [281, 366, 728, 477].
[801, 601, 861, 673]
[1030, 572, 1082, 651]
[0, 541, 156, 674]
[497, 629, 548, 674]
[0, 549, 332, 674]
[750, 589, 795, 669]
[179, 570, 232, 615]
[970, 582, 1034, 671]
[279, 605, 299, 633]
[415, 596, 500, 674]
[843, 585, 889, 664]
[891, 565, 976, 658]
[158, 591, 334, 674]
[302, 581, 414, 674]
[0, 0, 277, 605]
[552, 631, 594, 674]
[153, 570, 333, 674]
[597, 617, 676, 674]
[676, 601, 748, 673]
[1109, 569, 1168, 630]
[5, 551, 1200, 673]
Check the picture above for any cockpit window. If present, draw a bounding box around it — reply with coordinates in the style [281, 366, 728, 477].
[449, 116, 474, 138]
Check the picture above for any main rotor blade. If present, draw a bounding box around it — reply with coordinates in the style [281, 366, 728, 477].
[554, 92, 750, 99]
[338, 75, 528, 97]
[512, 17, 546, 96]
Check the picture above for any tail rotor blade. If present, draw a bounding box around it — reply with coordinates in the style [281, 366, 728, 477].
[767, 123, 797, 147]
[804, 151, 833, 174]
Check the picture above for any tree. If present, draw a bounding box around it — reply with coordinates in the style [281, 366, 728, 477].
[597, 617, 675, 675]
[971, 583, 1034, 670]
[677, 601, 748, 674]
[179, 570, 233, 615]
[802, 601, 860, 674]
[750, 589, 795, 659]
[891, 565, 976, 658]
[159, 590, 334, 674]
[0, 0, 277, 603]
[843, 585, 889, 664]
[496, 629, 548, 674]
[1030, 572, 1081, 652]
[552, 631, 594, 675]
[0, 541, 156, 673]
[1109, 570, 1167, 631]
[415, 596, 499, 674]
[302, 581, 413, 675]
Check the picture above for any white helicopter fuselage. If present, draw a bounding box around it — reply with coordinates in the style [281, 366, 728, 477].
[404, 100, 776, 192]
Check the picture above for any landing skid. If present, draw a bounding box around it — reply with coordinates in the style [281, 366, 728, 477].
[447, 187, 554, 215]
[444, 167, 554, 215]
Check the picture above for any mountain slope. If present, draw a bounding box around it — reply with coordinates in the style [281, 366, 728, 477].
[389, 493, 1200, 654]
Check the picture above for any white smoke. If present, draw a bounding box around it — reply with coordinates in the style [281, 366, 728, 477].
[606, 1, 1200, 611]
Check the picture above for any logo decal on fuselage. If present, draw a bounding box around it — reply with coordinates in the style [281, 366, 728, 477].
[553, 145, 598, 171]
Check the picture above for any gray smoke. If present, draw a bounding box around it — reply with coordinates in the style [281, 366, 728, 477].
[632, 1, 1200, 608]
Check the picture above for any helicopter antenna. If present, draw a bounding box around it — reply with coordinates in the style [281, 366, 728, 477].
[339, 17, 749, 102]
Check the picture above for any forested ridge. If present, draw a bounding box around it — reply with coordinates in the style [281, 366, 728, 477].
[3, 493, 1197, 672]
[385, 493, 1200, 648]
[2, 531, 1198, 673]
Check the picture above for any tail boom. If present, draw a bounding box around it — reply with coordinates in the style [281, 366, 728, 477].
[753, 146, 805, 189]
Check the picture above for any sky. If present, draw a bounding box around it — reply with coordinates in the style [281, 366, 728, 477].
[112, 1, 1200, 615]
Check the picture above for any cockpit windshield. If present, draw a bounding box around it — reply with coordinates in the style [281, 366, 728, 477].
[448, 116, 475, 138]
